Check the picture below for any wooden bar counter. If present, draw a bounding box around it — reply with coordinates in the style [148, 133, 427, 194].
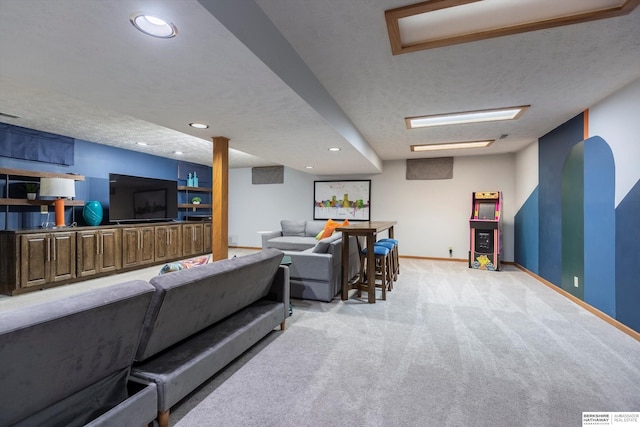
[336, 221, 396, 303]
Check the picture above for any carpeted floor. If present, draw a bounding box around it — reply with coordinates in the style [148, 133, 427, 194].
[171, 258, 640, 427]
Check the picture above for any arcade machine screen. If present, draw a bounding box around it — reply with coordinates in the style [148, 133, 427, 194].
[477, 201, 496, 220]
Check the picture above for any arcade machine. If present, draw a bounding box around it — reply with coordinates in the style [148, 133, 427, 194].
[469, 191, 502, 271]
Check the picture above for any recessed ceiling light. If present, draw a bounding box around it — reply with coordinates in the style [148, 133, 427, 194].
[328, 147, 341, 152]
[411, 140, 494, 152]
[136, 142, 148, 146]
[130, 12, 177, 38]
[305, 166, 313, 169]
[406, 106, 529, 129]
[189, 123, 209, 129]
[174, 151, 184, 155]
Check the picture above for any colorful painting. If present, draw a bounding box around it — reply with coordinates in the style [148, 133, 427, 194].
[314, 180, 370, 221]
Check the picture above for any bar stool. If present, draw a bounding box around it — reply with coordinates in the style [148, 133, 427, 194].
[374, 241, 395, 290]
[377, 238, 399, 281]
[357, 245, 391, 300]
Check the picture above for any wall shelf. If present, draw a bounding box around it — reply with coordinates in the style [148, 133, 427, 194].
[178, 203, 212, 209]
[178, 185, 212, 216]
[0, 198, 85, 206]
[1, 168, 85, 229]
[177, 186, 211, 193]
[0, 168, 85, 181]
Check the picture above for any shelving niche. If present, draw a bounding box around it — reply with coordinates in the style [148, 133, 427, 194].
[178, 185, 212, 210]
[1, 168, 85, 229]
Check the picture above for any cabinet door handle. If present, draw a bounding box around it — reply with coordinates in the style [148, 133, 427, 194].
[46, 237, 51, 262]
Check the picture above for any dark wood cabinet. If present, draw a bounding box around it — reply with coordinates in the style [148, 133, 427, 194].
[203, 222, 212, 254]
[155, 224, 183, 262]
[122, 227, 155, 268]
[0, 221, 212, 295]
[19, 232, 76, 289]
[183, 223, 204, 257]
[77, 229, 122, 277]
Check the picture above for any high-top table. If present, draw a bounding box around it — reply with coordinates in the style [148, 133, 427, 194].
[336, 221, 397, 303]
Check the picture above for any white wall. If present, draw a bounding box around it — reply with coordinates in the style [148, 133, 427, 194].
[514, 141, 539, 210]
[589, 76, 640, 206]
[228, 167, 314, 246]
[229, 154, 516, 261]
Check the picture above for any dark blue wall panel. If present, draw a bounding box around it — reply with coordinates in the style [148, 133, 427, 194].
[538, 113, 585, 286]
[0, 123, 75, 165]
[514, 187, 539, 273]
[616, 179, 640, 332]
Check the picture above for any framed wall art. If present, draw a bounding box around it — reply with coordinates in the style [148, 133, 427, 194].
[313, 180, 370, 221]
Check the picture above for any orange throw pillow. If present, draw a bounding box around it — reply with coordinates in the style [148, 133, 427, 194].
[319, 219, 339, 239]
[319, 218, 350, 239]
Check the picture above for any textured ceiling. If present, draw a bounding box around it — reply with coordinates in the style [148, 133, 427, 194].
[1, 0, 639, 175]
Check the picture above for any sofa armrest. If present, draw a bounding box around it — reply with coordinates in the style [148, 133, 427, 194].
[267, 265, 290, 320]
[261, 231, 283, 249]
[285, 251, 333, 282]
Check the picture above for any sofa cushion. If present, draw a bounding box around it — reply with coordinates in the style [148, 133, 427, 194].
[312, 232, 342, 254]
[136, 249, 284, 361]
[281, 220, 306, 236]
[131, 300, 283, 411]
[304, 220, 326, 237]
[266, 236, 318, 251]
[0, 280, 155, 427]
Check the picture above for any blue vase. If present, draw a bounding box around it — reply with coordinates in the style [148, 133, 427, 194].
[83, 201, 103, 226]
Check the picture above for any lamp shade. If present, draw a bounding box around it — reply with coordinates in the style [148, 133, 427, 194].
[39, 178, 75, 198]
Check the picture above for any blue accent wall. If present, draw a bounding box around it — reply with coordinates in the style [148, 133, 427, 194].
[514, 187, 539, 273]
[616, 179, 640, 331]
[583, 136, 616, 316]
[538, 113, 585, 285]
[537, 113, 637, 332]
[1, 138, 211, 229]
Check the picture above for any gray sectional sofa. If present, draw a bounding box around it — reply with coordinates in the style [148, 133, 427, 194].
[262, 219, 327, 251]
[131, 248, 289, 427]
[0, 280, 158, 427]
[262, 220, 359, 302]
[0, 248, 289, 427]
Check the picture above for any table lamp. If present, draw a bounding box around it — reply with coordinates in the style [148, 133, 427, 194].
[40, 177, 76, 227]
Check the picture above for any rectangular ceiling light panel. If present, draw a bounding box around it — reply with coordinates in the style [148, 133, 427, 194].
[386, 0, 638, 54]
[411, 140, 494, 151]
[405, 106, 529, 129]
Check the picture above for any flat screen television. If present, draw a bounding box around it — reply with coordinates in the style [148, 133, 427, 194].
[109, 173, 178, 223]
